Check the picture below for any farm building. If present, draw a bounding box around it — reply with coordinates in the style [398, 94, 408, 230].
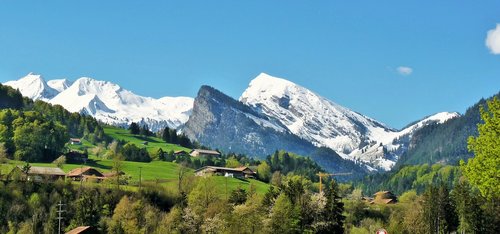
[190, 149, 221, 157]
[68, 167, 105, 181]
[8, 166, 66, 182]
[195, 166, 256, 179]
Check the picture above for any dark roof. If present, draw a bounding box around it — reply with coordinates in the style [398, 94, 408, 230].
[16, 166, 66, 176]
[195, 166, 255, 174]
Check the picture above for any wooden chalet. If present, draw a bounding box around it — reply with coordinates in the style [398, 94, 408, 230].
[9, 166, 66, 182]
[190, 149, 221, 157]
[372, 191, 397, 204]
[195, 166, 256, 179]
[67, 167, 105, 181]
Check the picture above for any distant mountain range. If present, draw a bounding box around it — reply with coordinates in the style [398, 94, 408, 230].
[5, 72, 477, 172]
[4, 73, 193, 131]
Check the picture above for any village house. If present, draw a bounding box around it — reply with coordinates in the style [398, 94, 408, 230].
[67, 167, 105, 181]
[70, 138, 82, 145]
[190, 149, 221, 157]
[9, 166, 66, 182]
[195, 166, 256, 179]
[372, 191, 398, 204]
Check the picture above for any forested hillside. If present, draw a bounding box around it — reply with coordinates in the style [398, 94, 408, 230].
[395, 92, 500, 168]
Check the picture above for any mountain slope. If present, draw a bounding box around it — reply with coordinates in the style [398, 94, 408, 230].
[394, 92, 499, 168]
[183, 85, 367, 175]
[240, 73, 459, 171]
[240, 73, 396, 154]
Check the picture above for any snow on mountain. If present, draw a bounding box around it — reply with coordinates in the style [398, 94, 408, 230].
[49, 77, 194, 130]
[240, 73, 396, 154]
[349, 112, 460, 170]
[4, 74, 194, 131]
[240, 73, 459, 171]
[47, 79, 73, 92]
[3, 73, 59, 101]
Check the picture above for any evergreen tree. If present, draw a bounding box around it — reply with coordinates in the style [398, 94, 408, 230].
[161, 126, 171, 142]
[452, 179, 483, 234]
[128, 122, 141, 135]
[422, 184, 458, 233]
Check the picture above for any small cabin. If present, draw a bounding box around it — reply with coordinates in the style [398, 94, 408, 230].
[70, 138, 82, 145]
[174, 150, 189, 156]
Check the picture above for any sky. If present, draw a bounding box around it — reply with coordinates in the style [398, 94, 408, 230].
[0, 1, 499, 129]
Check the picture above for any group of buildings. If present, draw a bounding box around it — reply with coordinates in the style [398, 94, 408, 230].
[7, 165, 122, 183]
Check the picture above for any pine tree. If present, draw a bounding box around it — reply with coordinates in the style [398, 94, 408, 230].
[452, 179, 483, 234]
[128, 122, 140, 135]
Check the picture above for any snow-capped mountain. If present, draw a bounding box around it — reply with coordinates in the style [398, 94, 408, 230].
[4, 73, 59, 101]
[240, 73, 459, 170]
[47, 79, 73, 92]
[4, 73, 194, 130]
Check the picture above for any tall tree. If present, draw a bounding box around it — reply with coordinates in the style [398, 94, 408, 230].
[462, 97, 500, 200]
[128, 122, 140, 135]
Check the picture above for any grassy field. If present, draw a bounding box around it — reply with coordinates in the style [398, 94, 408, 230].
[103, 126, 191, 154]
[1, 157, 270, 196]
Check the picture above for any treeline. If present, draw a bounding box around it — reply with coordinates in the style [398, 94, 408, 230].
[128, 123, 194, 149]
[0, 84, 106, 162]
[355, 163, 462, 195]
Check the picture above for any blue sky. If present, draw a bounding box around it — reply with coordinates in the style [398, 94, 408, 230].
[0, 1, 499, 129]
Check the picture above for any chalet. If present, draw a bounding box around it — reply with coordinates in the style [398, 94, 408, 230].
[195, 166, 256, 179]
[9, 166, 66, 182]
[142, 141, 149, 145]
[174, 150, 189, 156]
[70, 138, 82, 145]
[372, 191, 397, 204]
[190, 149, 221, 158]
[68, 167, 105, 181]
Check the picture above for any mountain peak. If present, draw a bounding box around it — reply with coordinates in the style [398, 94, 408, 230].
[3, 73, 57, 101]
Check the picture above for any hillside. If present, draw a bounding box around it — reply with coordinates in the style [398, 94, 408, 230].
[395, 92, 500, 168]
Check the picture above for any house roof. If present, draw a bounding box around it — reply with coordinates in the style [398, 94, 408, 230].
[65, 226, 92, 234]
[70, 138, 81, 142]
[174, 150, 188, 154]
[17, 166, 66, 176]
[374, 191, 393, 196]
[195, 166, 255, 174]
[191, 149, 221, 155]
[68, 167, 103, 177]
